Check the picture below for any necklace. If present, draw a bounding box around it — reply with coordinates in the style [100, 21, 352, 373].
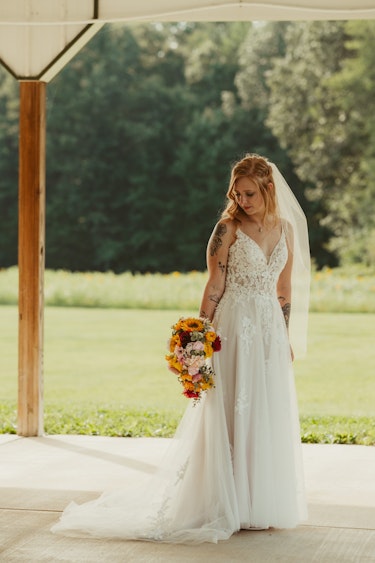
[243, 213, 271, 233]
[247, 220, 264, 233]
[253, 222, 264, 233]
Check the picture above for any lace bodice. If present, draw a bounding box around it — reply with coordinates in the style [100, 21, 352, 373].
[224, 229, 287, 299]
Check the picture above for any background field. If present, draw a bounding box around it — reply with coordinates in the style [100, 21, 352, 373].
[1, 265, 375, 312]
[1, 305, 374, 443]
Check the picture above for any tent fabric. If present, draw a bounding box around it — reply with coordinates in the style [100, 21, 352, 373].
[1, 0, 375, 80]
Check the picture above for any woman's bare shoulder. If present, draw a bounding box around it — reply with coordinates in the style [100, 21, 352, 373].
[280, 217, 293, 231]
[211, 218, 237, 245]
[214, 218, 237, 235]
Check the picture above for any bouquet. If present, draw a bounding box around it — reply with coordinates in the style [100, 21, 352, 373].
[166, 317, 221, 403]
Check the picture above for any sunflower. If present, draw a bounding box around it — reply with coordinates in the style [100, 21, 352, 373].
[179, 318, 204, 332]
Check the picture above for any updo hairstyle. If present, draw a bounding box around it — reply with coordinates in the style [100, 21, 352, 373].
[221, 154, 278, 222]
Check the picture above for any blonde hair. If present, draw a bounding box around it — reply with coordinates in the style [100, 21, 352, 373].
[221, 154, 278, 222]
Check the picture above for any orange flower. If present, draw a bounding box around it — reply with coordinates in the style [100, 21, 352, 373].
[169, 334, 180, 352]
[165, 354, 182, 373]
[205, 331, 216, 342]
[204, 343, 213, 358]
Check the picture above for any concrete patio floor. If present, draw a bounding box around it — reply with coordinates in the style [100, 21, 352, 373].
[0, 434, 374, 562]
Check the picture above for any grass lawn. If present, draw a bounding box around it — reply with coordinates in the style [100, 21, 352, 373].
[1, 306, 374, 442]
[294, 314, 375, 417]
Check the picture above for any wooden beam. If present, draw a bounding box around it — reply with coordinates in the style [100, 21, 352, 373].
[18, 81, 46, 437]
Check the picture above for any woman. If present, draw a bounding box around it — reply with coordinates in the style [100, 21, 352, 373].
[199, 154, 310, 530]
[52, 154, 310, 543]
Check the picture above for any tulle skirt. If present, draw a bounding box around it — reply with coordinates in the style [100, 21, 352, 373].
[52, 293, 307, 544]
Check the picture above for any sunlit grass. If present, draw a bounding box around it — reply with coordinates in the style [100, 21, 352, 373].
[1, 307, 374, 415]
[0, 306, 374, 445]
[309, 265, 375, 313]
[0, 267, 206, 310]
[1, 264, 374, 443]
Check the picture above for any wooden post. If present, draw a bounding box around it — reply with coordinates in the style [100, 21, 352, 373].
[18, 81, 46, 437]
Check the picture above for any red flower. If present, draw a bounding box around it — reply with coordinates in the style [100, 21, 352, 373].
[183, 389, 200, 399]
[179, 331, 192, 348]
[212, 336, 221, 352]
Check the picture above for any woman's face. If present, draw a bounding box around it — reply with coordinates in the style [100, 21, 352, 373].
[233, 177, 265, 217]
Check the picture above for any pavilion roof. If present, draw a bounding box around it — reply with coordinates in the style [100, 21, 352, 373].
[1, 0, 375, 80]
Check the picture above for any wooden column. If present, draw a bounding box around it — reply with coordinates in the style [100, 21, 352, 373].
[18, 81, 46, 437]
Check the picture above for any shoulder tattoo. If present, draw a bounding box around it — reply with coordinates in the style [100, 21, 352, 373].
[209, 223, 227, 257]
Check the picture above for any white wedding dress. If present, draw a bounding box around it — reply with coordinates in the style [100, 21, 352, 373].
[52, 227, 307, 544]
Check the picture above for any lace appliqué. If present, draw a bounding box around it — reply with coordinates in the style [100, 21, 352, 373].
[239, 316, 256, 354]
[175, 459, 189, 485]
[148, 457, 190, 540]
[276, 321, 289, 347]
[235, 390, 249, 416]
[148, 496, 173, 540]
[258, 298, 273, 345]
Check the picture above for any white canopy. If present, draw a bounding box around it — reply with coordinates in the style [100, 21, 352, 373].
[1, 0, 375, 80]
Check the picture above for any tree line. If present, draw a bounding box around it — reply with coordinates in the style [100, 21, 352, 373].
[0, 20, 374, 273]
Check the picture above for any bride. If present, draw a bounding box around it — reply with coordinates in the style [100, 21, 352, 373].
[52, 154, 310, 544]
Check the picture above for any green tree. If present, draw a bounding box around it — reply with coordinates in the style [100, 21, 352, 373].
[182, 22, 249, 108]
[0, 69, 18, 267]
[235, 21, 289, 111]
[327, 20, 375, 264]
[46, 22, 281, 273]
[46, 24, 193, 272]
[266, 21, 353, 266]
[2, 22, 328, 273]
[235, 23, 317, 261]
[164, 22, 295, 271]
[243, 20, 373, 266]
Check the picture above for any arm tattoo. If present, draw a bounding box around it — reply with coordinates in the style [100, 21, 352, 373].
[209, 223, 227, 256]
[209, 293, 220, 305]
[218, 261, 226, 275]
[199, 309, 210, 320]
[278, 295, 286, 304]
[281, 302, 291, 329]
